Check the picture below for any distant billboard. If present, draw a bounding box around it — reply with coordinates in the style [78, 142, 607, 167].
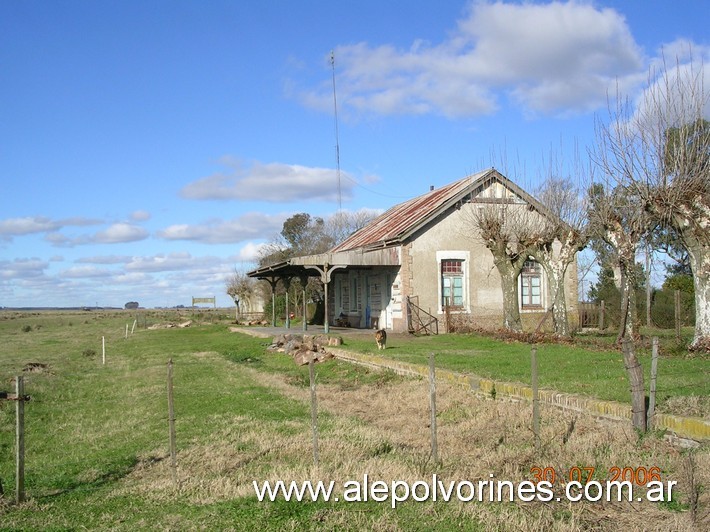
[192, 297, 216, 308]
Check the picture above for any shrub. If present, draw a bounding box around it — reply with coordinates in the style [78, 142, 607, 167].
[651, 289, 695, 328]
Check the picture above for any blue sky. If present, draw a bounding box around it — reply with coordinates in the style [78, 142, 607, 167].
[1, 1, 708, 308]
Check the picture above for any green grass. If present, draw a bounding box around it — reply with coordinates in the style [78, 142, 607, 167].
[224, 343, 405, 390]
[340, 332, 709, 407]
[1, 314, 303, 491]
[0, 311, 487, 530]
[0, 310, 706, 529]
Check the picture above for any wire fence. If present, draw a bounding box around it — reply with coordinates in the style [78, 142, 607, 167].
[0, 314, 707, 514]
[578, 289, 695, 332]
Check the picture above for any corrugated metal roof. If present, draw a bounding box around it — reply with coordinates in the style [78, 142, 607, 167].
[247, 168, 553, 278]
[331, 168, 496, 252]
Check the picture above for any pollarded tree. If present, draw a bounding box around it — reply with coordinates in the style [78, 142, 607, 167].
[467, 201, 540, 333]
[226, 270, 256, 322]
[593, 56, 710, 350]
[530, 176, 589, 336]
[587, 183, 651, 342]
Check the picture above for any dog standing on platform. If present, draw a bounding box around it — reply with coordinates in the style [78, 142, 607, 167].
[375, 329, 387, 350]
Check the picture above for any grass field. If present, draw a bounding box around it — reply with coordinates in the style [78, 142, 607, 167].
[0, 310, 707, 530]
[340, 330, 709, 416]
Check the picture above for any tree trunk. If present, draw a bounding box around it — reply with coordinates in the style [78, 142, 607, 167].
[537, 258, 571, 337]
[616, 258, 639, 344]
[665, 202, 710, 351]
[622, 339, 646, 432]
[551, 275, 569, 336]
[531, 233, 583, 337]
[498, 262, 523, 333]
[687, 243, 710, 351]
[602, 224, 642, 343]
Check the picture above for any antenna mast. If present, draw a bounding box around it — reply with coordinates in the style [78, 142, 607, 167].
[330, 50, 342, 211]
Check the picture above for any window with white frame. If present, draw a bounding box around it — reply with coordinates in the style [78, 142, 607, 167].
[436, 251, 469, 313]
[520, 260, 543, 309]
[441, 259, 465, 309]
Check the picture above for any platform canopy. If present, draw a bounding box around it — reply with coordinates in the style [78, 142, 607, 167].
[247, 247, 401, 280]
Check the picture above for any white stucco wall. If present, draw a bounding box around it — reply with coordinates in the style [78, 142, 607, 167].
[406, 203, 579, 331]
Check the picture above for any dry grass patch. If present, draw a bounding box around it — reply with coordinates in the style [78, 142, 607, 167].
[111, 361, 708, 530]
[659, 395, 710, 420]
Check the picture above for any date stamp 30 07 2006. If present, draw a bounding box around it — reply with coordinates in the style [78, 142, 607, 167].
[529, 465, 677, 503]
[531, 466, 662, 486]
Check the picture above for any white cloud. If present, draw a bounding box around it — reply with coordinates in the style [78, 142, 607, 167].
[603, 43, 710, 145]
[0, 252, 239, 309]
[0, 216, 60, 236]
[59, 266, 113, 279]
[0, 216, 150, 247]
[237, 241, 270, 262]
[180, 159, 355, 203]
[113, 272, 151, 285]
[125, 252, 225, 273]
[634, 42, 710, 125]
[44, 223, 149, 247]
[0, 216, 102, 240]
[130, 210, 152, 222]
[76, 255, 133, 264]
[44, 232, 83, 247]
[299, 0, 650, 117]
[94, 223, 149, 244]
[0, 258, 48, 279]
[157, 212, 287, 244]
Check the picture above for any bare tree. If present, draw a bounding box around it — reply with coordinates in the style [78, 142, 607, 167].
[593, 55, 710, 350]
[324, 209, 380, 245]
[576, 250, 597, 301]
[226, 270, 256, 322]
[587, 182, 651, 342]
[530, 175, 589, 336]
[467, 200, 540, 332]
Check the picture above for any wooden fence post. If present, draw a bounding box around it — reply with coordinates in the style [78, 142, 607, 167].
[622, 339, 646, 432]
[15, 376, 25, 504]
[599, 300, 605, 331]
[646, 244, 652, 328]
[167, 359, 177, 487]
[647, 337, 659, 431]
[309, 355, 319, 466]
[428, 353, 438, 464]
[675, 290, 681, 340]
[102, 336, 106, 365]
[531, 347, 540, 453]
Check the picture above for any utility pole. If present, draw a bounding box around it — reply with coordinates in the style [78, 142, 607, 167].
[331, 50, 342, 212]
